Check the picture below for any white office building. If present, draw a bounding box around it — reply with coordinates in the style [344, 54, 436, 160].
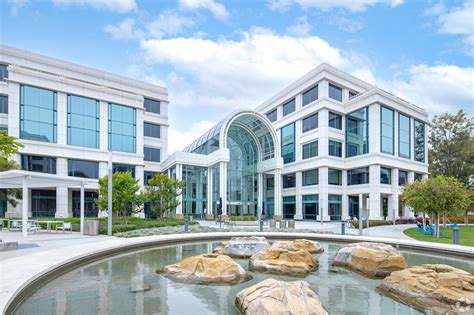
[162, 63, 429, 221]
[0, 45, 168, 219]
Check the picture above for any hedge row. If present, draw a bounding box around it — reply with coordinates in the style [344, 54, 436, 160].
[352, 220, 394, 229]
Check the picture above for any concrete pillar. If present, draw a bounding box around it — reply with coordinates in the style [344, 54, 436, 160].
[22, 176, 28, 237]
[319, 109, 329, 156]
[319, 167, 329, 220]
[206, 167, 213, 219]
[257, 172, 263, 219]
[274, 168, 282, 218]
[219, 161, 228, 216]
[80, 183, 85, 234]
[136, 109, 144, 156]
[99, 101, 108, 150]
[369, 104, 380, 154]
[176, 164, 183, 218]
[57, 92, 67, 145]
[358, 193, 363, 235]
[369, 165, 382, 219]
[393, 111, 399, 156]
[319, 80, 329, 99]
[55, 186, 69, 218]
[295, 171, 302, 220]
[391, 168, 400, 220]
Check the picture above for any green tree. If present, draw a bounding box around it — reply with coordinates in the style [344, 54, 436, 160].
[402, 176, 471, 238]
[143, 173, 184, 220]
[95, 172, 143, 224]
[429, 110, 474, 186]
[0, 131, 24, 207]
[0, 131, 23, 158]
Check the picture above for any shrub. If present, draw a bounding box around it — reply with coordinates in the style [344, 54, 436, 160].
[395, 217, 417, 224]
[353, 220, 394, 229]
[229, 215, 257, 221]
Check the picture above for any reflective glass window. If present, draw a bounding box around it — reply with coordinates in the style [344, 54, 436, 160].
[302, 85, 318, 106]
[399, 170, 408, 186]
[398, 113, 410, 159]
[328, 194, 342, 220]
[414, 173, 423, 181]
[266, 109, 277, 122]
[283, 196, 296, 219]
[108, 103, 136, 153]
[0, 95, 7, 113]
[282, 99, 295, 116]
[21, 155, 56, 174]
[348, 167, 369, 185]
[329, 112, 342, 129]
[302, 194, 319, 220]
[144, 98, 160, 114]
[329, 140, 342, 157]
[68, 159, 99, 179]
[144, 171, 157, 185]
[283, 173, 296, 188]
[328, 169, 342, 185]
[346, 107, 369, 157]
[281, 123, 295, 163]
[302, 140, 318, 159]
[144, 122, 161, 138]
[303, 169, 318, 186]
[329, 83, 342, 102]
[302, 113, 318, 133]
[381, 106, 394, 154]
[414, 120, 425, 162]
[113, 164, 136, 178]
[0, 64, 8, 81]
[67, 95, 99, 148]
[380, 167, 391, 184]
[20, 85, 57, 143]
[144, 147, 161, 162]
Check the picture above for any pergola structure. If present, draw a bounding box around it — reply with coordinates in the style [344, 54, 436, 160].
[0, 170, 98, 237]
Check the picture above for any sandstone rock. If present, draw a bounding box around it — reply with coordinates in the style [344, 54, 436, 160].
[161, 253, 248, 285]
[214, 237, 270, 258]
[271, 239, 324, 254]
[333, 242, 407, 278]
[377, 264, 474, 314]
[235, 278, 328, 315]
[249, 248, 318, 276]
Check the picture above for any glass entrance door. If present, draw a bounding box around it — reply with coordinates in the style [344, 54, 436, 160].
[348, 196, 359, 219]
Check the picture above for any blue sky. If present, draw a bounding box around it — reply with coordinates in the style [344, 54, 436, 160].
[1, 0, 473, 153]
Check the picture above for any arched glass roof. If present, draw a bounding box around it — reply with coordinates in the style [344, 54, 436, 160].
[183, 109, 279, 161]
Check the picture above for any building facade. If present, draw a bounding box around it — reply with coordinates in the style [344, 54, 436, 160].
[163, 63, 429, 221]
[0, 45, 168, 218]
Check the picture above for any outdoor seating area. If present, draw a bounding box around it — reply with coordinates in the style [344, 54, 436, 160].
[1, 219, 71, 234]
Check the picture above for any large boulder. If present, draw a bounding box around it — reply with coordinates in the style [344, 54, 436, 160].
[377, 264, 474, 314]
[214, 237, 270, 258]
[249, 248, 318, 276]
[160, 253, 248, 285]
[333, 242, 407, 278]
[235, 278, 328, 315]
[271, 239, 324, 254]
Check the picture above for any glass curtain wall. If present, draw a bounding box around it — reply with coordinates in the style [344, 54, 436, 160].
[414, 120, 425, 162]
[182, 165, 207, 218]
[227, 125, 258, 217]
[380, 106, 394, 154]
[108, 103, 136, 153]
[346, 107, 369, 157]
[67, 95, 99, 148]
[281, 123, 295, 163]
[398, 113, 410, 158]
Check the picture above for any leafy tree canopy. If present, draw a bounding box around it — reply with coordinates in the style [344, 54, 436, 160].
[143, 173, 184, 220]
[0, 131, 23, 159]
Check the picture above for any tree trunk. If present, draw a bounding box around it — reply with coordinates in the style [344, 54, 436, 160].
[443, 214, 446, 228]
[422, 213, 426, 228]
[466, 210, 469, 227]
[435, 212, 440, 239]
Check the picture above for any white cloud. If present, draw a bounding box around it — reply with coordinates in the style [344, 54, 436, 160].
[7, 0, 28, 16]
[268, 0, 403, 13]
[179, 0, 229, 21]
[104, 18, 142, 40]
[383, 64, 474, 116]
[146, 10, 195, 39]
[286, 16, 313, 36]
[168, 120, 217, 154]
[352, 68, 377, 85]
[329, 11, 364, 32]
[52, 0, 137, 13]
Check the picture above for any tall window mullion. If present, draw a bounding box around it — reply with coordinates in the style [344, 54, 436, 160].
[380, 106, 394, 155]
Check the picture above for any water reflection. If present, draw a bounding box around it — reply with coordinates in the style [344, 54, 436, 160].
[16, 242, 474, 315]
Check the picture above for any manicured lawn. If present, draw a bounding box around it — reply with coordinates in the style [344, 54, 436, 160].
[403, 226, 474, 247]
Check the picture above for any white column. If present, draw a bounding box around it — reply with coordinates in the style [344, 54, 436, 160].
[176, 164, 183, 216]
[391, 168, 399, 221]
[80, 183, 85, 235]
[22, 176, 28, 237]
[295, 172, 302, 220]
[319, 167, 329, 221]
[319, 109, 329, 156]
[319, 80, 329, 99]
[257, 172, 263, 219]
[55, 187, 69, 218]
[207, 167, 213, 218]
[369, 165, 381, 219]
[274, 168, 282, 217]
[99, 101, 108, 150]
[369, 104, 380, 154]
[220, 161, 227, 216]
[57, 92, 67, 145]
[358, 193, 363, 235]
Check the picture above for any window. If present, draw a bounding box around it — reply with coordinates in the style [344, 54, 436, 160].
[302, 141, 318, 159]
[302, 194, 318, 220]
[68, 159, 99, 179]
[346, 107, 369, 157]
[281, 123, 295, 164]
[144, 122, 161, 138]
[349, 91, 359, 98]
[302, 113, 318, 132]
[414, 173, 423, 181]
[113, 164, 135, 178]
[144, 98, 160, 114]
[283, 173, 296, 188]
[329, 140, 342, 157]
[20, 85, 57, 143]
[0, 126, 7, 132]
[348, 167, 369, 185]
[31, 190, 56, 218]
[328, 194, 342, 221]
[303, 169, 318, 186]
[144, 147, 161, 162]
[398, 113, 410, 159]
[329, 112, 342, 129]
[266, 109, 277, 122]
[282, 99, 295, 116]
[0, 64, 8, 81]
[283, 196, 296, 219]
[399, 170, 408, 186]
[328, 169, 342, 185]
[380, 167, 391, 184]
[144, 171, 157, 185]
[380, 106, 394, 154]
[329, 83, 342, 102]
[414, 120, 425, 162]
[72, 191, 98, 217]
[302, 85, 318, 106]
[108, 103, 136, 153]
[67, 95, 100, 148]
[21, 155, 56, 174]
[0, 95, 7, 114]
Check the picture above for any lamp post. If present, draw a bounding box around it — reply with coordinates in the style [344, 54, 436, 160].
[107, 151, 113, 236]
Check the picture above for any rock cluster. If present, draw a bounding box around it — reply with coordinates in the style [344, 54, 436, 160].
[235, 278, 328, 315]
[213, 237, 270, 258]
[377, 264, 474, 314]
[333, 242, 408, 278]
[249, 248, 318, 276]
[271, 239, 324, 254]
